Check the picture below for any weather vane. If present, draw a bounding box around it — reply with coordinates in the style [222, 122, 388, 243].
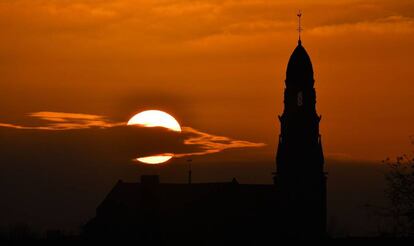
[297, 10, 303, 41]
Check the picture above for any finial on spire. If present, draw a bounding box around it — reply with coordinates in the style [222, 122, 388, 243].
[297, 10, 303, 45]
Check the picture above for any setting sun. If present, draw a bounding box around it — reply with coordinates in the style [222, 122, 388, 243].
[128, 110, 181, 164]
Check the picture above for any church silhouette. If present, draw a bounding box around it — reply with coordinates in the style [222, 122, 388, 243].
[83, 38, 327, 242]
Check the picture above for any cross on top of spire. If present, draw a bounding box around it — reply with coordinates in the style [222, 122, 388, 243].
[297, 10, 303, 44]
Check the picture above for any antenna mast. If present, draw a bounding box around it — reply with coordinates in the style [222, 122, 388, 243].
[187, 159, 192, 185]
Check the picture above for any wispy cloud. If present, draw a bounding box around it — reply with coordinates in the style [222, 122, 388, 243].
[309, 15, 414, 36]
[0, 111, 265, 158]
[176, 126, 265, 157]
[0, 111, 122, 130]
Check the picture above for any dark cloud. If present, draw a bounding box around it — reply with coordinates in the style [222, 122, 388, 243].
[0, 111, 265, 159]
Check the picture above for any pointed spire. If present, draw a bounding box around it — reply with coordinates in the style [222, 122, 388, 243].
[297, 10, 303, 45]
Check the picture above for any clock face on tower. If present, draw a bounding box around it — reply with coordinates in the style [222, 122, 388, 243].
[297, 91, 303, 106]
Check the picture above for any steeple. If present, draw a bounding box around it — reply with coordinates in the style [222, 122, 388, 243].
[274, 13, 326, 238]
[286, 42, 314, 88]
[286, 11, 314, 88]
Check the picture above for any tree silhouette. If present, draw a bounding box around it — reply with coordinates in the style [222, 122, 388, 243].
[382, 139, 414, 236]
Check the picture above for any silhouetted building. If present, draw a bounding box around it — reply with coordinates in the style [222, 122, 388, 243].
[274, 38, 327, 237]
[83, 38, 326, 241]
[83, 175, 277, 243]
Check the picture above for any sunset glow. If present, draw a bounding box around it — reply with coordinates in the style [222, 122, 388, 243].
[1, 0, 414, 237]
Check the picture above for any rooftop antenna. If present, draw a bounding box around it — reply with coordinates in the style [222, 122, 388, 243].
[297, 10, 303, 44]
[187, 159, 192, 185]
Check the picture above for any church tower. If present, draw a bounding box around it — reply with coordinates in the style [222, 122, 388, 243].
[274, 14, 326, 238]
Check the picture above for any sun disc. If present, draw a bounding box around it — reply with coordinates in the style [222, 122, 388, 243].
[128, 110, 181, 164]
[127, 110, 181, 132]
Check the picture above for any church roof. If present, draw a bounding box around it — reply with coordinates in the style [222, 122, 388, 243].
[286, 40, 314, 87]
[100, 179, 275, 209]
[84, 176, 280, 241]
[94, 177, 277, 217]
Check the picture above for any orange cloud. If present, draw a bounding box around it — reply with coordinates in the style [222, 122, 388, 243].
[309, 15, 414, 36]
[176, 126, 265, 157]
[0, 111, 122, 130]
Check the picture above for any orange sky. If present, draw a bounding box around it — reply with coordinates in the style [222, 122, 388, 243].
[1, 0, 414, 161]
